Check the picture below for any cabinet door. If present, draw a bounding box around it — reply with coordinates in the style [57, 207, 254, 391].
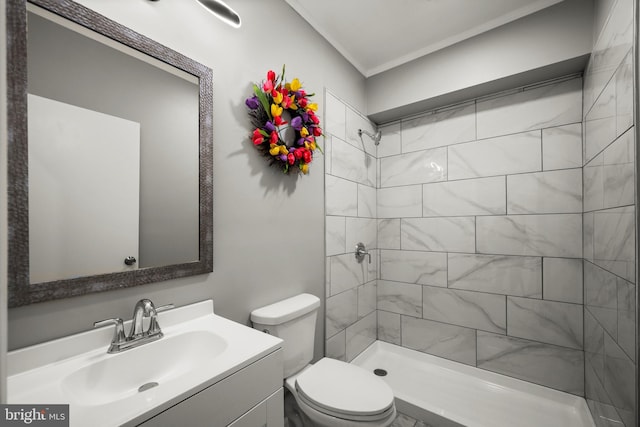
[139, 350, 282, 427]
[228, 389, 284, 427]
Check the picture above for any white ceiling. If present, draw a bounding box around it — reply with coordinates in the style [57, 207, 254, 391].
[283, 0, 565, 77]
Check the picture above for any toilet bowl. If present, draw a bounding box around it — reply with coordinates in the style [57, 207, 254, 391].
[251, 294, 396, 427]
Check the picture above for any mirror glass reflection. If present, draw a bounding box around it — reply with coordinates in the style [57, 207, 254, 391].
[27, 6, 200, 284]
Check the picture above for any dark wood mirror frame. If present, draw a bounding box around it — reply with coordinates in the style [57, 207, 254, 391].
[7, 0, 213, 307]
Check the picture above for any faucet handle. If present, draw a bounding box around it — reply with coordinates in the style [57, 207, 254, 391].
[94, 318, 126, 351]
[148, 303, 174, 336]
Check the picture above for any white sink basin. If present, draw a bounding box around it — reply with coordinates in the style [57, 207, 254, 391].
[7, 300, 282, 427]
[62, 330, 228, 406]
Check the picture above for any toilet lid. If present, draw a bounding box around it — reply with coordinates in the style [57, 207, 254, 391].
[295, 358, 394, 420]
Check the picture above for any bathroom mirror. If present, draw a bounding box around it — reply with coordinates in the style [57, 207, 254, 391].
[7, 0, 213, 307]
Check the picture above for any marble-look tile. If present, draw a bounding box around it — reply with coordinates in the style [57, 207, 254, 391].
[366, 249, 378, 284]
[377, 185, 422, 218]
[602, 128, 634, 209]
[422, 286, 506, 334]
[346, 311, 376, 361]
[324, 91, 346, 141]
[584, 308, 605, 382]
[401, 217, 476, 253]
[329, 253, 365, 295]
[616, 51, 633, 136]
[507, 169, 582, 214]
[584, 211, 595, 262]
[324, 135, 333, 174]
[543, 258, 582, 304]
[325, 216, 345, 256]
[326, 330, 346, 361]
[380, 148, 447, 187]
[585, 260, 618, 310]
[358, 282, 377, 319]
[585, 359, 621, 427]
[401, 103, 476, 153]
[326, 289, 357, 338]
[617, 278, 635, 361]
[584, 0, 633, 111]
[423, 176, 506, 217]
[586, 399, 624, 427]
[378, 122, 401, 158]
[584, 77, 616, 163]
[390, 413, 418, 427]
[584, 152, 605, 212]
[603, 334, 635, 422]
[377, 280, 423, 317]
[587, 306, 618, 345]
[331, 136, 375, 186]
[326, 175, 357, 216]
[448, 131, 542, 180]
[448, 253, 542, 298]
[584, 127, 634, 213]
[346, 107, 377, 156]
[542, 123, 582, 171]
[380, 250, 447, 287]
[326, 258, 331, 297]
[507, 297, 583, 350]
[346, 218, 377, 253]
[593, 206, 635, 283]
[401, 316, 477, 365]
[378, 310, 401, 345]
[477, 332, 584, 396]
[476, 78, 582, 139]
[378, 219, 401, 249]
[358, 184, 377, 218]
[476, 214, 582, 258]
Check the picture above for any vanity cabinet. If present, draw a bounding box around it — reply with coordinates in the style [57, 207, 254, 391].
[139, 349, 283, 427]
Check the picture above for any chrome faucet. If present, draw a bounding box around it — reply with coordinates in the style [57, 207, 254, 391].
[94, 299, 174, 353]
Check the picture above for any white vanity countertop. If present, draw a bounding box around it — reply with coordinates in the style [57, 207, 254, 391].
[7, 300, 283, 427]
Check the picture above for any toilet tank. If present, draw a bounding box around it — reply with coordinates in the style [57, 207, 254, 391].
[250, 293, 321, 378]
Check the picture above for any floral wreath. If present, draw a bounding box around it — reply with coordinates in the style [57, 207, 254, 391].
[245, 66, 322, 175]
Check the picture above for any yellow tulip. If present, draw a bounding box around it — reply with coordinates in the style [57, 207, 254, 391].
[279, 145, 288, 155]
[273, 91, 283, 104]
[289, 78, 302, 92]
[269, 145, 280, 156]
[271, 104, 283, 117]
[307, 103, 318, 111]
[300, 127, 309, 137]
[300, 164, 309, 174]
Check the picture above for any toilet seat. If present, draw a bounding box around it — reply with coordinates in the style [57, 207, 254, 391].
[294, 358, 395, 422]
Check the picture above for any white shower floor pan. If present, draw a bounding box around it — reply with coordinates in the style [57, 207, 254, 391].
[351, 341, 595, 427]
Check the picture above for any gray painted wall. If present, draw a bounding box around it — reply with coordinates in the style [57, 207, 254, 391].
[7, 0, 367, 367]
[365, 0, 594, 123]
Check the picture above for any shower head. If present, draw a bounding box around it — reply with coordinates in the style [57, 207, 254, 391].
[358, 129, 382, 145]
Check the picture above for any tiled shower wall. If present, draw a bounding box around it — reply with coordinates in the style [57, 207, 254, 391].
[374, 77, 586, 396]
[582, 0, 636, 425]
[324, 1, 637, 415]
[324, 91, 379, 362]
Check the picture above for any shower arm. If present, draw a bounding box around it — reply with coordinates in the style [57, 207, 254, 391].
[357, 129, 382, 145]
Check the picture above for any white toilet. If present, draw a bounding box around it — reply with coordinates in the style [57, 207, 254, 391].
[251, 293, 397, 427]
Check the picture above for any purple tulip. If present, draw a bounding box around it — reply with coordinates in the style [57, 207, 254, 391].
[297, 138, 306, 146]
[290, 116, 303, 131]
[279, 154, 288, 162]
[245, 96, 259, 110]
[265, 121, 276, 132]
[300, 112, 309, 122]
